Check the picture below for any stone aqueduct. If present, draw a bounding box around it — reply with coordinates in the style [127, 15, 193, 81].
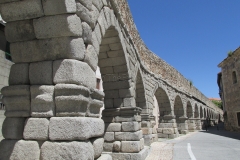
[0, 0, 223, 159]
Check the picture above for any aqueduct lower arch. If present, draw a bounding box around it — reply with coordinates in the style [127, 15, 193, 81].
[0, 0, 223, 159]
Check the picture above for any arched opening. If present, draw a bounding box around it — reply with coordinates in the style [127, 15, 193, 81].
[155, 87, 171, 123]
[97, 27, 143, 154]
[174, 95, 184, 133]
[98, 28, 131, 110]
[187, 101, 195, 131]
[204, 108, 206, 119]
[135, 71, 147, 112]
[187, 102, 193, 119]
[232, 71, 237, 84]
[194, 105, 199, 118]
[174, 95, 184, 123]
[200, 107, 203, 119]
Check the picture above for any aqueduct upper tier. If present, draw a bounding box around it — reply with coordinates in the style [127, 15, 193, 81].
[0, 0, 223, 159]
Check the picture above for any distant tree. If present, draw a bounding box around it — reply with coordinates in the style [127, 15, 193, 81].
[211, 100, 223, 110]
[227, 51, 233, 57]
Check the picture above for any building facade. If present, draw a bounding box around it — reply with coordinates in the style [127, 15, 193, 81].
[218, 47, 240, 132]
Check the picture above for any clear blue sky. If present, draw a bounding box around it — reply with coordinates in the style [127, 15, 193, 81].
[128, 0, 240, 98]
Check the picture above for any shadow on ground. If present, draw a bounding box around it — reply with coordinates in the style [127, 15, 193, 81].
[199, 122, 240, 140]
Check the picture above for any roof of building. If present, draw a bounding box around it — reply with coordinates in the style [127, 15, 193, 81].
[209, 98, 221, 101]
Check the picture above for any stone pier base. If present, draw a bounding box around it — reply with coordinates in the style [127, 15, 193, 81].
[108, 146, 149, 160]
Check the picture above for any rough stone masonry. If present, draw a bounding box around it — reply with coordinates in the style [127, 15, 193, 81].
[0, 0, 222, 160]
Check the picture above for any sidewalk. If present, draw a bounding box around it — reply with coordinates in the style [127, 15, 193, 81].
[0, 110, 5, 141]
[145, 132, 199, 160]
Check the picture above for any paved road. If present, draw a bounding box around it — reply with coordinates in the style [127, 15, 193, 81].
[147, 123, 240, 160]
[172, 123, 240, 160]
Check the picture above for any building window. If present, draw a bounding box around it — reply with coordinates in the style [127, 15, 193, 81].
[237, 112, 240, 127]
[232, 71, 237, 84]
[96, 78, 101, 90]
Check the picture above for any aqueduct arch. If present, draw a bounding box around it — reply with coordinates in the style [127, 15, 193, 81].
[174, 95, 187, 134]
[0, 0, 223, 159]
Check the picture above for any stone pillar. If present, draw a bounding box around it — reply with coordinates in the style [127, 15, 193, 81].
[102, 107, 149, 160]
[195, 119, 202, 130]
[188, 118, 196, 132]
[157, 115, 179, 139]
[140, 114, 158, 146]
[0, 0, 106, 159]
[177, 116, 189, 134]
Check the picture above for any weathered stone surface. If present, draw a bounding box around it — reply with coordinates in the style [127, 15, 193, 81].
[9, 63, 29, 85]
[33, 14, 82, 39]
[162, 128, 174, 134]
[159, 123, 177, 128]
[76, 2, 94, 28]
[54, 84, 90, 116]
[97, 154, 112, 160]
[84, 44, 98, 71]
[105, 123, 121, 132]
[29, 61, 53, 85]
[90, 88, 105, 100]
[82, 22, 92, 44]
[2, 118, 25, 139]
[103, 80, 130, 90]
[0, 140, 40, 160]
[0, 0, 20, 4]
[30, 85, 55, 117]
[103, 142, 113, 152]
[104, 132, 114, 142]
[49, 117, 104, 140]
[41, 141, 94, 160]
[158, 133, 168, 138]
[23, 118, 49, 140]
[53, 59, 96, 88]
[121, 141, 141, 153]
[142, 128, 152, 135]
[115, 131, 142, 141]
[1, 85, 30, 117]
[114, 98, 123, 108]
[119, 88, 135, 98]
[91, 138, 104, 159]
[104, 98, 113, 109]
[11, 37, 85, 63]
[113, 141, 121, 152]
[5, 20, 35, 42]
[99, 56, 126, 68]
[124, 97, 136, 107]
[93, 0, 103, 11]
[42, 0, 76, 15]
[110, 146, 149, 160]
[122, 122, 140, 131]
[87, 99, 103, 117]
[78, 0, 93, 11]
[0, 0, 44, 22]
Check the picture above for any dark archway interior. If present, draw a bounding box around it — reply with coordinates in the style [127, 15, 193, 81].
[174, 96, 184, 123]
[155, 88, 171, 122]
[200, 107, 203, 118]
[187, 102, 193, 118]
[194, 105, 199, 118]
[135, 71, 147, 113]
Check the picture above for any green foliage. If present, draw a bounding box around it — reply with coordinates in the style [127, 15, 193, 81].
[227, 51, 233, 57]
[211, 100, 223, 110]
[189, 80, 193, 87]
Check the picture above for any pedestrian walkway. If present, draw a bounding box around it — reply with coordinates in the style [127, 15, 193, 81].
[0, 110, 5, 141]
